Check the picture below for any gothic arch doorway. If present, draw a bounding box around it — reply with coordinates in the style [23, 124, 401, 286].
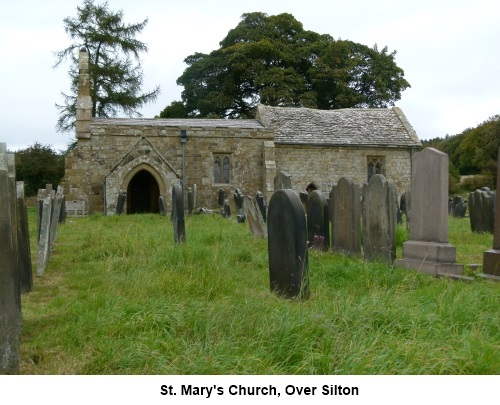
[126, 170, 160, 214]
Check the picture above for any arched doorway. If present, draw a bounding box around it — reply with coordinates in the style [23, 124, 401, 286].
[127, 170, 160, 214]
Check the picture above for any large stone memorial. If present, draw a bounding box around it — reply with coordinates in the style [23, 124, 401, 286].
[330, 177, 361, 256]
[306, 190, 330, 251]
[362, 174, 397, 264]
[171, 184, 185, 244]
[395, 148, 464, 277]
[482, 147, 500, 278]
[267, 189, 309, 299]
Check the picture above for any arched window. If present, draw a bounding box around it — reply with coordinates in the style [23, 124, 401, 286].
[367, 156, 385, 181]
[214, 154, 231, 184]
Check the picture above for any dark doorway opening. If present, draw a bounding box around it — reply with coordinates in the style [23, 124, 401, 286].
[127, 170, 160, 214]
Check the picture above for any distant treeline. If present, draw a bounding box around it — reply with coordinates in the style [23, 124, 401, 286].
[422, 115, 500, 192]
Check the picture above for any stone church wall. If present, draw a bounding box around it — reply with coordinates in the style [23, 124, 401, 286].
[62, 123, 274, 214]
[274, 145, 413, 195]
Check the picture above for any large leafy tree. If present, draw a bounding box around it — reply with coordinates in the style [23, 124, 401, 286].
[171, 12, 410, 118]
[14, 143, 65, 196]
[54, 0, 160, 132]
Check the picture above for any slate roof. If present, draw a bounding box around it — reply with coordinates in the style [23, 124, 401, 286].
[256, 105, 421, 148]
[93, 117, 264, 129]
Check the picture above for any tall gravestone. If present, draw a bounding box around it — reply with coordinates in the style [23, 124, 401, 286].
[16, 181, 32, 293]
[116, 191, 126, 215]
[395, 148, 464, 277]
[187, 187, 194, 216]
[158, 196, 166, 216]
[37, 194, 53, 276]
[273, 171, 292, 190]
[255, 191, 267, 223]
[482, 147, 500, 278]
[234, 188, 245, 223]
[243, 195, 267, 238]
[0, 143, 20, 374]
[306, 190, 330, 251]
[218, 188, 225, 207]
[192, 184, 197, 212]
[330, 177, 361, 256]
[49, 186, 64, 252]
[362, 174, 397, 264]
[171, 184, 185, 244]
[268, 189, 309, 299]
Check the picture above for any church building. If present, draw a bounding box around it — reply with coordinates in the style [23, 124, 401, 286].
[62, 49, 421, 215]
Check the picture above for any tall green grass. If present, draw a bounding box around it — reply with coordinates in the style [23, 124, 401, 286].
[19, 210, 499, 374]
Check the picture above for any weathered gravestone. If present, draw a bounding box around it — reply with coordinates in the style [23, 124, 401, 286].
[17, 181, 32, 293]
[49, 186, 64, 252]
[268, 189, 309, 299]
[482, 147, 500, 278]
[450, 195, 467, 218]
[192, 184, 197, 212]
[330, 177, 361, 256]
[273, 170, 292, 190]
[222, 198, 231, 219]
[0, 143, 20, 374]
[218, 188, 225, 207]
[469, 189, 495, 232]
[299, 191, 308, 212]
[116, 190, 126, 215]
[234, 188, 245, 223]
[306, 190, 330, 251]
[255, 191, 267, 223]
[243, 195, 267, 238]
[171, 184, 185, 243]
[158, 196, 166, 216]
[395, 148, 464, 277]
[187, 187, 194, 215]
[37, 194, 53, 276]
[362, 174, 397, 264]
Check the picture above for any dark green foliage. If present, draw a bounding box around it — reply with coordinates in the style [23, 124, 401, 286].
[158, 101, 190, 118]
[54, 0, 160, 132]
[423, 116, 500, 190]
[169, 12, 410, 118]
[14, 143, 65, 196]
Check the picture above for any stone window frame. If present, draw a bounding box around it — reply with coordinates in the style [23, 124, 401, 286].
[367, 156, 385, 181]
[213, 153, 231, 184]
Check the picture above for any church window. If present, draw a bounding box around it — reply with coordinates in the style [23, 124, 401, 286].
[367, 156, 385, 181]
[214, 154, 231, 184]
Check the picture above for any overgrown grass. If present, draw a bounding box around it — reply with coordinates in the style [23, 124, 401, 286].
[20, 210, 499, 374]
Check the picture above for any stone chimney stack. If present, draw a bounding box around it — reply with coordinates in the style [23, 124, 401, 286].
[75, 48, 92, 139]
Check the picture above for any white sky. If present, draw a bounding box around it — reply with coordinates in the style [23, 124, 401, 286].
[1, 0, 499, 151]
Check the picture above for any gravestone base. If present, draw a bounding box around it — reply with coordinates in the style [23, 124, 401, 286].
[395, 240, 464, 277]
[482, 249, 500, 276]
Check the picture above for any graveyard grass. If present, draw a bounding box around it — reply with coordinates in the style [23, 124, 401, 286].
[20, 210, 499, 374]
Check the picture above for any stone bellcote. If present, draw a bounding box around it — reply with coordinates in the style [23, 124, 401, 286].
[76, 48, 92, 139]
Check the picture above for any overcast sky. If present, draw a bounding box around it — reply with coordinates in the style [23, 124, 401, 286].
[2, 0, 499, 151]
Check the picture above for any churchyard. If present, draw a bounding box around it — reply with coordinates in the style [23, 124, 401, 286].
[13, 204, 499, 374]
[1, 144, 499, 374]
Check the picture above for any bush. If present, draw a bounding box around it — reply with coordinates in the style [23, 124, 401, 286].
[14, 143, 65, 196]
[461, 175, 495, 192]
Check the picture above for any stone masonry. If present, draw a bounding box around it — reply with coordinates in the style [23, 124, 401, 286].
[62, 49, 421, 215]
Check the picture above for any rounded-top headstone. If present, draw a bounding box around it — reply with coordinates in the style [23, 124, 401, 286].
[267, 189, 309, 299]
